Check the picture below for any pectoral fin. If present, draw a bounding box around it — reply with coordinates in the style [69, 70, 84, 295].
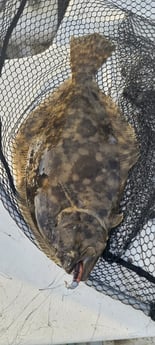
[111, 212, 123, 228]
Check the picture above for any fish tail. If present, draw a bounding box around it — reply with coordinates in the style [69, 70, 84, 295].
[70, 33, 115, 80]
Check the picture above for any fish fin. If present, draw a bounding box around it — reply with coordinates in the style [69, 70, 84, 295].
[70, 33, 115, 81]
[111, 212, 123, 228]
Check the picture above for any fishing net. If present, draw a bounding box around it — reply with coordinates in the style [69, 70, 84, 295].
[0, 0, 155, 319]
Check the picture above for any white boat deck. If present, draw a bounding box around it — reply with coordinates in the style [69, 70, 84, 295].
[0, 200, 155, 344]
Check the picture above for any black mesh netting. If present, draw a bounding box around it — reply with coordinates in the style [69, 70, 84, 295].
[0, 0, 155, 318]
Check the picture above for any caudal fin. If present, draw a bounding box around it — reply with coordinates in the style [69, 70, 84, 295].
[70, 33, 115, 81]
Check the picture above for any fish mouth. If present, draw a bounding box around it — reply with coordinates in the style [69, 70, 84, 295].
[75, 254, 99, 281]
[65, 256, 99, 289]
[65, 248, 99, 289]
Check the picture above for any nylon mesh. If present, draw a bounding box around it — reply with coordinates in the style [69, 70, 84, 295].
[0, 0, 155, 319]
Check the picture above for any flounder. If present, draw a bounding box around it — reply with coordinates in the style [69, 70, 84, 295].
[13, 33, 139, 287]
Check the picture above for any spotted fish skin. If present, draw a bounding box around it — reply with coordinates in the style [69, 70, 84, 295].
[13, 33, 139, 281]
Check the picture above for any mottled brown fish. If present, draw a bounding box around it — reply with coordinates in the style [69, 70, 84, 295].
[13, 33, 139, 286]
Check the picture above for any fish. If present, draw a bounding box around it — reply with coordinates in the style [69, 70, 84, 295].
[13, 33, 139, 287]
